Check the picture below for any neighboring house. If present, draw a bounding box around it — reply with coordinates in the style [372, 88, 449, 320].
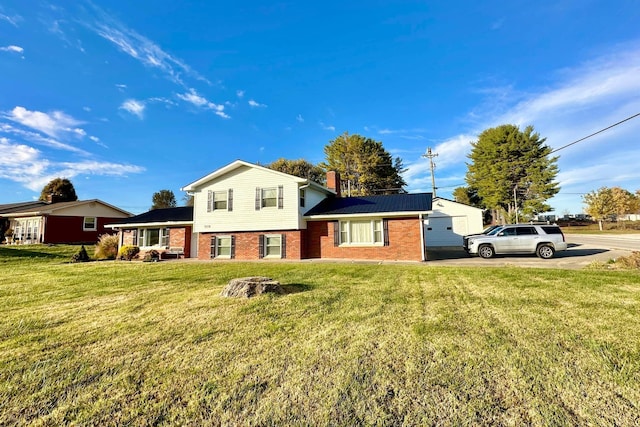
[0, 198, 131, 244]
[175, 160, 484, 262]
[106, 206, 193, 259]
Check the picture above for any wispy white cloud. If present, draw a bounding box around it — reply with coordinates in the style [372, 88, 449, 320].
[4, 106, 87, 139]
[177, 88, 229, 118]
[0, 13, 21, 26]
[248, 99, 267, 108]
[296, 114, 304, 123]
[115, 83, 127, 91]
[0, 45, 23, 54]
[319, 121, 336, 132]
[0, 123, 88, 154]
[83, 3, 210, 87]
[119, 99, 145, 119]
[236, 90, 245, 98]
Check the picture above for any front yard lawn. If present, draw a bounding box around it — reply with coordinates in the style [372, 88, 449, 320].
[1, 245, 639, 425]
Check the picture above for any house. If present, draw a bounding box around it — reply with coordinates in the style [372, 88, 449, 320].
[181, 160, 335, 260]
[174, 160, 483, 262]
[106, 206, 193, 259]
[0, 198, 131, 244]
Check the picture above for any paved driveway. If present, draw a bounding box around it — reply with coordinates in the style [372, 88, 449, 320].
[426, 234, 639, 269]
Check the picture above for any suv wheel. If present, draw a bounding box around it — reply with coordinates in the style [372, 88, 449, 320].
[478, 244, 495, 259]
[536, 244, 555, 259]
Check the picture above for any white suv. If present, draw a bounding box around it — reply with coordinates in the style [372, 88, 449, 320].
[463, 224, 567, 259]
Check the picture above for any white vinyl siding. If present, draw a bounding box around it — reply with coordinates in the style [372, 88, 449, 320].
[192, 165, 306, 233]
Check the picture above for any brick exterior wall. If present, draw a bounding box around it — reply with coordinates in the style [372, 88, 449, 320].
[306, 217, 423, 261]
[198, 230, 305, 260]
[120, 226, 192, 259]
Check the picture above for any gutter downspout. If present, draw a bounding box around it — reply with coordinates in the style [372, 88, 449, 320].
[419, 213, 426, 261]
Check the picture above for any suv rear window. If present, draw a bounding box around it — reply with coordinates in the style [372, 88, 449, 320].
[541, 226, 563, 234]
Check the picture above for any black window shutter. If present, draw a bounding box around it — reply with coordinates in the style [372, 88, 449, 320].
[277, 185, 284, 209]
[228, 189, 233, 211]
[333, 221, 340, 247]
[281, 234, 286, 259]
[207, 190, 212, 212]
[383, 219, 390, 246]
[166, 228, 170, 247]
[210, 236, 217, 259]
[230, 235, 236, 259]
[258, 234, 265, 258]
[255, 188, 261, 210]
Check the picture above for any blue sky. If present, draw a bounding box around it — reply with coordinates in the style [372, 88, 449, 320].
[1, 1, 639, 214]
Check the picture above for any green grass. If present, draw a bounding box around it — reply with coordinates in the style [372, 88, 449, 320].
[1, 245, 639, 425]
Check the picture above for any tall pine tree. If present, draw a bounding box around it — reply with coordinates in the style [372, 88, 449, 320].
[466, 124, 559, 222]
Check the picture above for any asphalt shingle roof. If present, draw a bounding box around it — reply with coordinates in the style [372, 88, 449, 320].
[112, 206, 193, 224]
[0, 201, 48, 214]
[304, 193, 432, 216]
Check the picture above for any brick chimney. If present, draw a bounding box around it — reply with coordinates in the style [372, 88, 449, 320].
[47, 194, 63, 204]
[326, 171, 341, 198]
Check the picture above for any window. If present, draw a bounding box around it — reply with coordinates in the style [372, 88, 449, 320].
[138, 228, 169, 247]
[208, 189, 233, 212]
[516, 227, 538, 235]
[83, 217, 97, 231]
[255, 186, 284, 210]
[339, 219, 384, 245]
[299, 188, 306, 207]
[210, 235, 235, 259]
[259, 234, 286, 258]
[262, 187, 277, 208]
[214, 191, 227, 210]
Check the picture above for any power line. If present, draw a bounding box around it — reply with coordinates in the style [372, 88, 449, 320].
[550, 112, 640, 154]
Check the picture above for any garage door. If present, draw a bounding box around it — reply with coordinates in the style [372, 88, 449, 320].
[424, 216, 469, 247]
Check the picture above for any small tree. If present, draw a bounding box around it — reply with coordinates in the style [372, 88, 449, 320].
[583, 187, 616, 231]
[151, 190, 177, 210]
[71, 245, 90, 263]
[39, 178, 78, 202]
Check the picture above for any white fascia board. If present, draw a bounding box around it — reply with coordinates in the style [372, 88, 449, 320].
[304, 211, 428, 220]
[105, 221, 193, 229]
[181, 159, 308, 192]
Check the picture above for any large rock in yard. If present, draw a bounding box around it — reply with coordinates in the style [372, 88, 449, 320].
[221, 277, 283, 298]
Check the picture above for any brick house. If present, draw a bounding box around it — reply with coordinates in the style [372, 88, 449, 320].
[0, 198, 131, 244]
[178, 160, 483, 262]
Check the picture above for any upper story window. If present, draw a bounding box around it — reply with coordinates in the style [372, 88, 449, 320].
[207, 189, 233, 212]
[262, 187, 277, 208]
[299, 188, 306, 208]
[255, 186, 284, 210]
[83, 217, 97, 231]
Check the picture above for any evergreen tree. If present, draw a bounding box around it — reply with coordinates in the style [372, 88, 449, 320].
[265, 158, 326, 184]
[321, 132, 406, 196]
[39, 178, 78, 202]
[465, 124, 559, 222]
[151, 190, 177, 210]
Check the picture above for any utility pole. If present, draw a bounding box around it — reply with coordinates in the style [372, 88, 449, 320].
[422, 147, 438, 198]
